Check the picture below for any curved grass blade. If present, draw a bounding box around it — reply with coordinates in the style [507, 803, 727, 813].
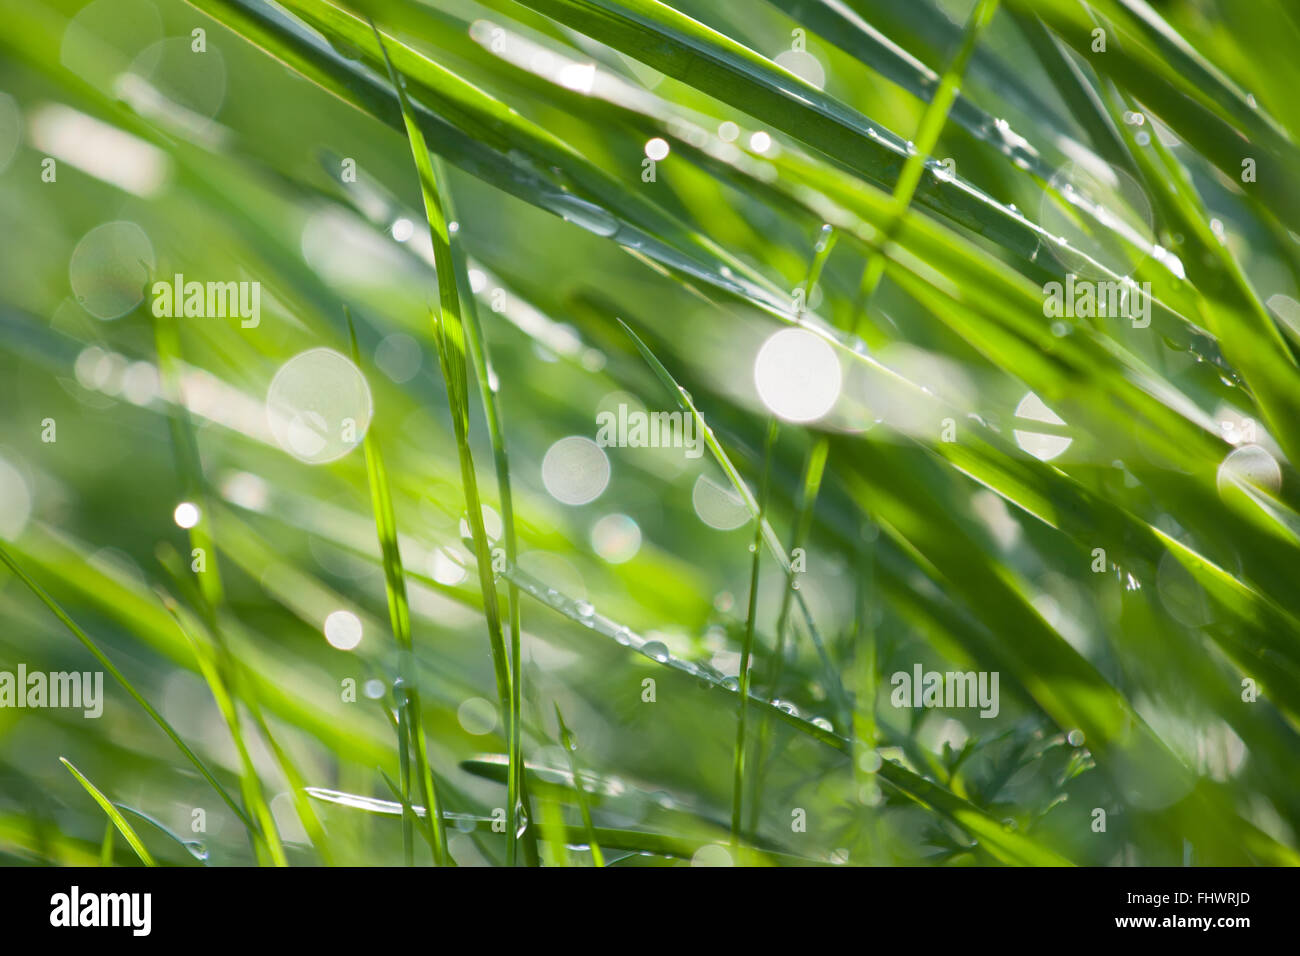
[306, 785, 813, 864]
[116, 806, 211, 865]
[60, 758, 156, 867]
[617, 318, 846, 704]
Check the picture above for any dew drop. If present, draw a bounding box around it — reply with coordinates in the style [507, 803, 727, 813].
[642, 640, 670, 662]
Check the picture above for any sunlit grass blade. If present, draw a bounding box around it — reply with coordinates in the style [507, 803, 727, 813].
[440, 184, 538, 867]
[60, 758, 156, 867]
[346, 306, 449, 866]
[507, 0, 1039, 254]
[854, 0, 998, 324]
[765, 0, 1055, 180]
[1001, 0, 1300, 232]
[367, 15, 517, 863]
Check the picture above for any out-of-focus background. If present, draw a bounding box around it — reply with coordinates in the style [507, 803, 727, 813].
[2, 0, 1299, 866]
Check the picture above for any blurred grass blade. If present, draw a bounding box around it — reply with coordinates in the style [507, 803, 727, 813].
[162, 598, 288, 866]
[0, 545, 252, 831]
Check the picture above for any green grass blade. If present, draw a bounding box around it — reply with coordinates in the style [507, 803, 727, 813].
[508, 0, 1039, 255]
[346, 306, 449, 865]
[855, 0, 998, 321]
[440, 179, 539, 867]
[732, 418, 778, 843]
[367, 15, 517, 863]
[553, 704, 603, 866]
[60, 758, 156, 867]
[746, 433, 828, 833]
[99, 821, 114, 867]
[162, 599, 288, 867]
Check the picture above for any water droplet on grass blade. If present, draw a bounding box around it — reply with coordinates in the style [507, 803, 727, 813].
[642, 640, 669, 662]
[553, 194, 618, 237]
[691, 843, 733, 867]
[1217, 444, 1281, 497]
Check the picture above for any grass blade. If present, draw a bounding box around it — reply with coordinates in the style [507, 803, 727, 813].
[346, 306, 449, 865]
[553, 704, 603, 866]
[367, 15, 518, 863]
[732, 418, 778, 843]
[161, 599, 288, 866]
[60, 758, 156, 867]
